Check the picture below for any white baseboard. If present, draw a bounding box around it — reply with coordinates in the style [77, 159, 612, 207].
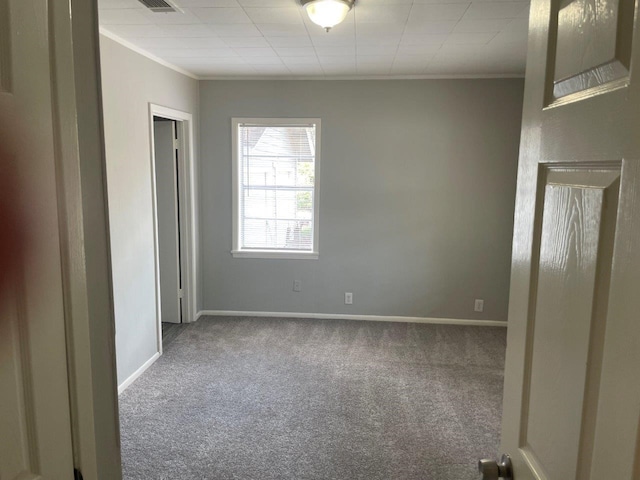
[118, 351, 161, 395]
[196, 310, 507, 327]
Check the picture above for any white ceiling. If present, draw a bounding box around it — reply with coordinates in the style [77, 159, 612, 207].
[98, 0, 530, 78]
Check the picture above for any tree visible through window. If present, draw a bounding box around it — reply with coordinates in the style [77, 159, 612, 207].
[233, 119, 320, 258]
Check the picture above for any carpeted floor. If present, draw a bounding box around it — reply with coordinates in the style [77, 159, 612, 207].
[119, 316, 506, 480]
[162, 322, 185, 347]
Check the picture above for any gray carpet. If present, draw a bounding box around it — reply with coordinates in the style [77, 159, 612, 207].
[119, 316, 506, 480]
[162, 322, 185, 348]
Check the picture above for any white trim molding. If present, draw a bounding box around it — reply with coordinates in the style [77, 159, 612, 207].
[99, 27, 525, 82]
[118, 352, 161, 395]
[200, 74, 526, 81]
[148, 104, 199, 335]
[230, 250, 319, 260]
[99, 27, 199, 80]
[98, 27, 525, 83]
[197, 310, 507, 327]
[232, 118, 321, 260]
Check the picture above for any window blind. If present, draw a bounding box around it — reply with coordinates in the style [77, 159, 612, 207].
[237, 122, 317, 252]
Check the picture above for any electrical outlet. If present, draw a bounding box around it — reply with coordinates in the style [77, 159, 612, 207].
[293, 280, 301, 292]
[474, 299, 484, 312]
[345, 292, 353, 305]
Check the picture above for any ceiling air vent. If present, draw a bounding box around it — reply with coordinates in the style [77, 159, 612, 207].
[137, 0, 181, 13]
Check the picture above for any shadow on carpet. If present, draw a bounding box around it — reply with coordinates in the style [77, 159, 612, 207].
[119, 316, 506, 480]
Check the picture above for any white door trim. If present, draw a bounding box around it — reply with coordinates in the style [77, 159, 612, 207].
[148, 104, 198, 355]
[46, 1, 122, 478]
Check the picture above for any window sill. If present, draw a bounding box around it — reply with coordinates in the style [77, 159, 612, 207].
[231, 250, 319, 260]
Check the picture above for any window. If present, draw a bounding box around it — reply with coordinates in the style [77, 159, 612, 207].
[232, 118, 321, 259]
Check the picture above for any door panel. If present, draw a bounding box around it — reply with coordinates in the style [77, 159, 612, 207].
[587, 159, 640, 480]
[154, 120, 182, 324]
[0, 0, 74, 478]
[0, 0, 10, 93]
[0, 289, 37, 479]
[519, 168, 620, 480]
[500, 0, 640, 475]
[549, 0, 634, 99]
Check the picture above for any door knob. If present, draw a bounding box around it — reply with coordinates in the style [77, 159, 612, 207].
[478, 454, 513, 480]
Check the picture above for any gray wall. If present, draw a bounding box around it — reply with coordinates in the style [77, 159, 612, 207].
[100, 35, 198, 386]
[200, 79, 523, 322]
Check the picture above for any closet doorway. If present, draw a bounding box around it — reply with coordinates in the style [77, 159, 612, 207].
[149, 105, 197, 352]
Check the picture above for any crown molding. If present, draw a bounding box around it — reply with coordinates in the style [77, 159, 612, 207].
[98, 27, 201, 80]
[98, 27, 525, 82]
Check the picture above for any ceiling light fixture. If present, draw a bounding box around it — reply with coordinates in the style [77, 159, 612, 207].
[301, 0, 355, 33]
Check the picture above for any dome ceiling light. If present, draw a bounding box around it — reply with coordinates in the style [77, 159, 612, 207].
[301, 0, 355, 33]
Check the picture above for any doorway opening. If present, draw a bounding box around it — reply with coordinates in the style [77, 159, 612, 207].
[148, 104, 197, 356]
[153, 117, 184, 346]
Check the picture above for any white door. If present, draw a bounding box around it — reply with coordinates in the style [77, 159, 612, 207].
[494, 0, 640, 478]
[0, 0, 75, 478]
[154, 119, 183, 324]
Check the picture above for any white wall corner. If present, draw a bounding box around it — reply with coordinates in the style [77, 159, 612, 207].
[118, 351, 161, 395]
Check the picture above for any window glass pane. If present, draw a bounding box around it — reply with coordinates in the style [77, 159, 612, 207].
[238, 121, 317, 252]
[242, 219, 313, 250]
[244, 156, 314, 187]
[242, 189, 313, 220]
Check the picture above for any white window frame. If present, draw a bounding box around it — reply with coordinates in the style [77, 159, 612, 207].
[231, 117, 321, 260]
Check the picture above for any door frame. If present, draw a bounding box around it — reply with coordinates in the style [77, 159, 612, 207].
[48, 1, 122, 478]
[148, 104, 198, 355]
